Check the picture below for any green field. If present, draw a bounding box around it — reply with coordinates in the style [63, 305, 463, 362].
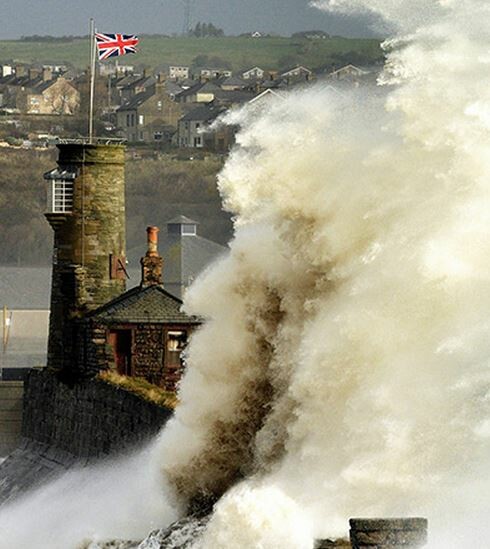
[0, 35, 383, 72]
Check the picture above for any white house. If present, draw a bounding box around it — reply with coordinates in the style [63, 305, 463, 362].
[242, 66, 265, 80]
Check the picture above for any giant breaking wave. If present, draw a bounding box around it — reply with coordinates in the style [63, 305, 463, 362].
[1, 1, 490, 547]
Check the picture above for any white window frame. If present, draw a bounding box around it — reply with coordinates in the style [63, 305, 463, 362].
[48, 179, 74, 213]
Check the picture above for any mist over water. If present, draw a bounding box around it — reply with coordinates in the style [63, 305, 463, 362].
[0, 443, 179, 549]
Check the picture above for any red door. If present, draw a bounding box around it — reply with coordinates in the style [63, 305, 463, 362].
[108, 330, 132, 375]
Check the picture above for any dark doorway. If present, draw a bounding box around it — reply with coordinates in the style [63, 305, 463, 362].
[108, 329, 132, 375]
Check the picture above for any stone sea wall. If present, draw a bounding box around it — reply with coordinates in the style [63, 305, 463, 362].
[22, 369, 171, 458]
[0, 369, 172, 504]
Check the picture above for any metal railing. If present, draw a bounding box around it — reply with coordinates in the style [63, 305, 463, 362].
[56, 137, 126, 145]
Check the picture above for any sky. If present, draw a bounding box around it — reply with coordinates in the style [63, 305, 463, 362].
[0, 0, 379, 40]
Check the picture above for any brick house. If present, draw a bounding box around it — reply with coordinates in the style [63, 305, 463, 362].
[116, 79, 182, 142]
[22, 76, 80, 115]
[79, 227, 200, 391]
[176, 81, 220, 104]
[176, 104, 223, 148]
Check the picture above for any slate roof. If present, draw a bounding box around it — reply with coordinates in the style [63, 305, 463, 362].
[127, 220, 228, 299]
[221, 76, 247, 88]
[0, 267, 51, 309]
[214, 89, 255, 105]
[178, 81, 220, 100]
[88, 284, 199, 325]
[180, 105, 223, 122]
[117, 87, 155, 111]
[167, 215, 199, 225]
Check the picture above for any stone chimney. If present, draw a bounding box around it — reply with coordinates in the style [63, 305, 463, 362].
[155, 73, 166, 92]
[42, 67, 52, 82]
[28, 67, 41, 81]
[141, 226, 163, 287]
[15, 64, 26, 78]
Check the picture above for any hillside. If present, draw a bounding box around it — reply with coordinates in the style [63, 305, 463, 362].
[0, 147, 231, 266]
[0, 35, 384, 72]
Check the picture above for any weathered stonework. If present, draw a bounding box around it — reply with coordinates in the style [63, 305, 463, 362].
[0, 369, 172, 504]
[22, 369, 171, 458]
[350, 518, 428, 548]
[45, 144, 127, 375]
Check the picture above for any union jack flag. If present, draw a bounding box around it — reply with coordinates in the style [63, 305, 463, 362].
[95, 33, 139, 61]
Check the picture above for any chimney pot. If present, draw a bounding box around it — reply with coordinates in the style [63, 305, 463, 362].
[146, 226, 159, 257]
[141, 226, 163, 287]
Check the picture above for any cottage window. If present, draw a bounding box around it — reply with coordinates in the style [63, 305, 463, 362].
[126, 114, 130, 127]
[157, 100, 163, 111]
[166, 330, 187, 368]
[182, 223, 197, 235]
[138, 114, 144, 125]
[48, 179, 74, 213]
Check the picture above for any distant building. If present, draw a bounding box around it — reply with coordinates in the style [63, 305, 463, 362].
[325, 64, 370, 82]
[200, 68, 232, 79]
[176, 81, 220, 104]
[280, 66, 313, 80]
[22, 76, 80, 115]
[242, 66, 265, 80]
[169, 65, 190, 80]
[177, 105, 221, 148]
[0, 63, 14, 77]
[220, 76, 247, 91]
[0, 69, 80, 115]
[116, 78, 182, 142]
[176, 104, 237, 151]
[292, 30, 330, 40]
[119, 74, 155, 105]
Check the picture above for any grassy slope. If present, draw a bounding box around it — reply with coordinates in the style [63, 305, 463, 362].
[0, 36, 383, 71]
[0, 147, 229, 266]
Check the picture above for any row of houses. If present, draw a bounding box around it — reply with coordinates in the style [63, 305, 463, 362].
[0, 65, 80, 115]
[0, 60, 378, 150]
[112, 62, 376, 149]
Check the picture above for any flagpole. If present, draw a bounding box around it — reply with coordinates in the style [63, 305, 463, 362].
[89, 18, 96, 142]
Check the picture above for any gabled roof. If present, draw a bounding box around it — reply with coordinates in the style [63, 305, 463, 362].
[242, 66, 264, 74]
[117, 87, 155, 111]
[221, 76, 247, 88]
[214, 89, 255, 105]
[121, 75, 155, 91]
[178, 81, 220, 99]
[248, 88, 285, 104]
[180, 105, 223, 122]
[281, 65, 313, 77]
[88, 284, 199, 325]
[167, 215, 199, 225]
[165, 81, 183, 97]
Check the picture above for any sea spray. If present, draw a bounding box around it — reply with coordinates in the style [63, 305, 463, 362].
[1, 1, 490, 546]
[155, 2, 490, 546]
[0, 442, 179, 549]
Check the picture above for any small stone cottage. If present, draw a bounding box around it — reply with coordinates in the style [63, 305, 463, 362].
[78, 227, 200, 391]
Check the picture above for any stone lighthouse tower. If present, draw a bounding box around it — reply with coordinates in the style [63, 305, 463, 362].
[44, 142, 127, 375]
